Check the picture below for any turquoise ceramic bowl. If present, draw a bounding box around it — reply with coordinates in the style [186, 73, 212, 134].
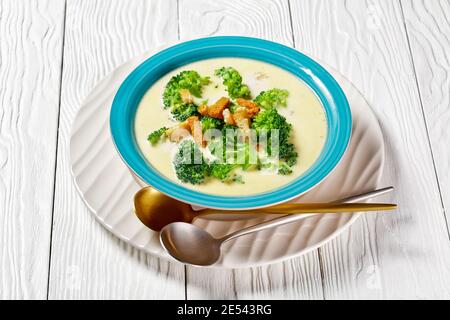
[110, 37, 352, 209]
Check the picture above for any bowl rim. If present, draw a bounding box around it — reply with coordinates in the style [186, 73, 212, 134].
[110, 36, 352, 210]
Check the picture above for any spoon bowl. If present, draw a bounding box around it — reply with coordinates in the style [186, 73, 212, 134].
[134, 187, 194, 232]
[160, 222, 221, 266]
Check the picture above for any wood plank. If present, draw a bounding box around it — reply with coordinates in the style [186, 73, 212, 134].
[178, 0, 293, 46]
[401, 0, 450, 231]
[0, 0, 65, 299]
[179, 0, 324, 300]
[290, 0, 450, 299]
[48, 0, 185, 299]
[186, 255, 323, 299]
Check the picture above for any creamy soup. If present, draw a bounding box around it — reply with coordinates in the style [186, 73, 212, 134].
[134, 58, 327, 196]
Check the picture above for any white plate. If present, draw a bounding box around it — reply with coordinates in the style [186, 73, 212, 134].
[70, 48, 384, 268]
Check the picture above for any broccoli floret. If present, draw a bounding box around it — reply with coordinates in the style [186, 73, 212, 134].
[220, 125, 256, 172]
[147, 127, 167, 145]
[215, 67, 251, 99]
[209, 163, 241, 183]
[252, 108, 292, 142]
[207, 138, 222, 157]
[163, 70, 210, 109]
[205, 125, 235, 162]
[221, 125, 240, 162]
[171, 103, 198, 121]
[278, 162, 293, 175]
[222, 124, 237, 133]
[279, 142, 297, 167]
[173, 141, 209, 185]
[252, 108, 298, 172]
[173, 140, 245, 185]
[221, 124, 239, 146]
[235, 141, 257, 171]
[201, 116, 223, 132]
[254, 89, 289, 109]
[228, 103, 239, 113]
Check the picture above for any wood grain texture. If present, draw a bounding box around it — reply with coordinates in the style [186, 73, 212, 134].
[186, 254, 323, 299]
[178, 0, 293, 46]
[401, 0, 450, 231]
[290, 0, 450, 299]
[0, 0, 65, 299]
[179, 0, 324, 300]
[48, 0, 185, 299]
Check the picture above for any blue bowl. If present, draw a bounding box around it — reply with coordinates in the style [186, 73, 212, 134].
[110, 36, 352, 209]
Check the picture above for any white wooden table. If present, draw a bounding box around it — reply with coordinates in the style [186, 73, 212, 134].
[1, 0, 449, 300]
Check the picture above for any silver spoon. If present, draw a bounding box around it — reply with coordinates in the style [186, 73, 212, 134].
[160, 187, 394, 266]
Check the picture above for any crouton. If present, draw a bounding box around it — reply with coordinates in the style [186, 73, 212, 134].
[166, 121, 190, 142]
[233, 107, 250, 133]
[198, 97, 230, 119]
[179, 89, 193, 104]
[223, 108, 236, 126]
[236, 98, 260, 117]
[166, 116, 204, 146]
[186, 116, 204, 146]
[186, 116, 199, 132]
[198, 104, 208, 116]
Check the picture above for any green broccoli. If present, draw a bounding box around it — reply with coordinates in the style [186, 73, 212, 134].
[173, 140, 245, 185]
[205, 125, 235, 163]
[252, 108, 292, 142]
[221, 124, 238, 134]
[209, 163, 242, 183]
[173, 141, 209, 185]
[147, 127, 167, 145]
[252, 108, 298, 172]
[236, 141, 258, 171]
[201, 116, 223, 132]
[163, 70, 210, 109]
[228, 103, 239, 113]
[214, 67, 251, 99]
[254, 89, 289, 109]
[279, 142, 297, 167]
[207, 138, 223, 158]
[220, 125, 258, 172]
[171, 103, 198, 121]
[221, 125, 240, 163]
[278, 162, 293, 175]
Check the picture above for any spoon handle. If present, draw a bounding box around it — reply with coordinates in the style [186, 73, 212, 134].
[205, 203, 396, 216]
[331, 186, 394, 204]
[199, 187, 395, 217]
[218, 187, 395, 243]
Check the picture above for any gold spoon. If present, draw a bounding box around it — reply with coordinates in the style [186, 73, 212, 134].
[134, 186, 396, 231]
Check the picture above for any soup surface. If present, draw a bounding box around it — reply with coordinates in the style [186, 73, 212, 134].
[134, 58, 327, 196]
